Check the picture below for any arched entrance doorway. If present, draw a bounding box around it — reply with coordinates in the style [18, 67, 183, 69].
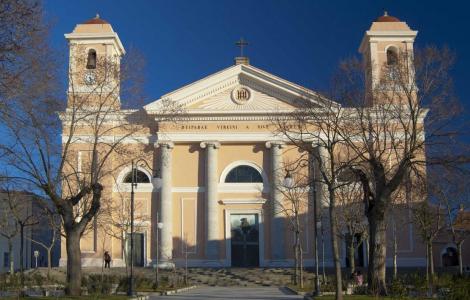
[442, 246, 458, 267]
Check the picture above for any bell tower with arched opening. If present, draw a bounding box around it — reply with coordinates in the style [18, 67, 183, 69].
[64, 14, 125, 109]
[359, 11, 417, 105]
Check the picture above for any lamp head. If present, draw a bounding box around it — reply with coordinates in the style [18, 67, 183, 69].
[283, 170, 294, 188]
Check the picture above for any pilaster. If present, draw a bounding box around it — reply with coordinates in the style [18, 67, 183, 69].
[265, 141, 285, 260]
[200, 141, 221, 260]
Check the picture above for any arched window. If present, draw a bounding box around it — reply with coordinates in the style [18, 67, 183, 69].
[86, 49, 97, 69]
[386, 47, 398, 66]
[225, 165, 263, 183]
[123, 170, 150, 183]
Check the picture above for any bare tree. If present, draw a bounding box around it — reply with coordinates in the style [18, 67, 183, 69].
[0, 193, 19, 274]
[1, 188, 39, 285]
[27, 203, 61, 273]
[0, 35, 183, 296]
[275, 98, 361, 300]
[336, 180, 367, 275]
[100, 186, 151, 275]
[335, 46, 460, 295]
[277, 167, 309, 288]
[0, 0, 45, 109]
[439, 169, 470, 275]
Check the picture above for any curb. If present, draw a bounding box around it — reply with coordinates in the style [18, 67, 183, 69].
[283, 286, 307, 296]
[163, 285, 198, 295]
[136, 285, 198, 297]
[302, 291, 336, 300]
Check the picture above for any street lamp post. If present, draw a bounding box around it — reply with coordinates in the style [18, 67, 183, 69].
[311, 156, 321, 296]
[127, 160, 137, 296]
[155, 212, 163, 289]
[127, 159, 154, 296]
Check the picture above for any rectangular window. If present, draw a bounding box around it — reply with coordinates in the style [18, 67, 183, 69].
[3, 252, 9, 268]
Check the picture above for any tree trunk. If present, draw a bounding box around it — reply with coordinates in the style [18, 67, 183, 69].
[367, 206, 387, 296]
[393, 233, 397, 280]
[428, 241, 434, 276]
[20, 225, 24, 286]
[47, 248, 52, 270]
[427, 240, 434, 296]
[329, 200, 343, 300]
[457, 242, 463, 276]
[123, 236, 129, 276]
[8, 239, 14, 275]
[66, 229, 82, 296]
[425, 242, 429, 286]
[293, 242, 298, 285]
[299, 245, 304, 288]
[322, 223, 326, 282]
[347, 235, 355, 274]
[47, 248, 52, 278]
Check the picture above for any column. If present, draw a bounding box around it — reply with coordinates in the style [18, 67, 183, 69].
[155, 141, 174, 265]
[200, 141, 220, 260]
[266, 141, 285, 261]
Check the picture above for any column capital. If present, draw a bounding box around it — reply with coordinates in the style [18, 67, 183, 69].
[154, 141, 174, 149]
[200, 141, 220, 149]
[265, 141, 285, 149]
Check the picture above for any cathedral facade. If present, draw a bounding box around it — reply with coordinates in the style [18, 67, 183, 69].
[60, 13, 427, 268]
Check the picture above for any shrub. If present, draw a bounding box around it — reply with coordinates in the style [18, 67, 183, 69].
[389, 278, 408, 299]
[84, 274, 120, 295]
[31, 272, 45, 287]
[441, 276, 470, 300]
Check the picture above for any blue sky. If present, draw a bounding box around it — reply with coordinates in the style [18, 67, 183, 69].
[44, 0, 470, 109]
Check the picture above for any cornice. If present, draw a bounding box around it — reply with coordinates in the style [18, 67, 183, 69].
[144, 63, 336, 113]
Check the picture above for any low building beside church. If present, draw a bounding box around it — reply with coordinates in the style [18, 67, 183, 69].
[60, 13, 429, 268]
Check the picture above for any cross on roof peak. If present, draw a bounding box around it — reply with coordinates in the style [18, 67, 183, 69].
[235, 37, 248, 57]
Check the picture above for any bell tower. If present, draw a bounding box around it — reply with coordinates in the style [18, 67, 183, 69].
[359, 12, 417, 105]
[64, 14, 125, 109]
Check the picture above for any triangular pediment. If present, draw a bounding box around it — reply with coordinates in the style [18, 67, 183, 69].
[144, 63, 336, 114]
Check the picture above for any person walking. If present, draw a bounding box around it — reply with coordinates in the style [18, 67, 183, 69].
[104, 251, 111, 268]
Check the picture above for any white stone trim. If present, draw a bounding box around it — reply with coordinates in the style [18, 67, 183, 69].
[113, 165, 154, 193]
[114, 183, 154, 193]
[158, 132, 284, 143]
[172, 186, 205, 193]
[61, 135, 152, 144]
[219, 160, 268, 184]
[220, 198, 267, 205]
[122, 229, 150, 267]
[385, 257, 426, 267]
[65, 32, 125, 56]
[170, 258, 334, 267]
[218, 183, 268, 193]
[172, 258, 228, 267]
[385, 44, 400, 54]
[225, 208, 265, 267]
[144, 64, 333, 112]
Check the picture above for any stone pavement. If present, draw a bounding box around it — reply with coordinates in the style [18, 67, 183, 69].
[150, 286, 304, 300]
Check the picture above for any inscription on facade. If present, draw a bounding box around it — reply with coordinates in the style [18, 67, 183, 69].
[176, 124, 276, 131]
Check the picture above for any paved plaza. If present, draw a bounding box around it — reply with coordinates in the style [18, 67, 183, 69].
[150, 286, 304, 300]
